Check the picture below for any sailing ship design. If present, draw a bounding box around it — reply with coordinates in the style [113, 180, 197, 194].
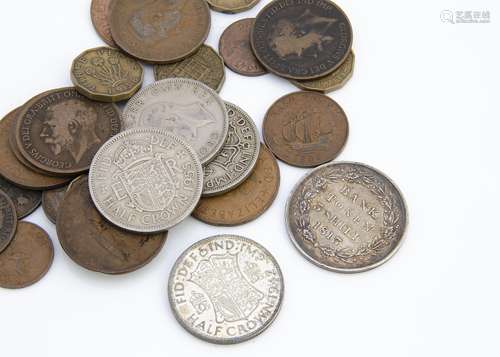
[282, 111, 333, 151]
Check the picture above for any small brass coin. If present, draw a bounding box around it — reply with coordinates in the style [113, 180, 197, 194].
[91, 0, 116, 47]
[154, 45, 225, 92]
[71, 46, 144, 102]
[207, 0, 260, 14]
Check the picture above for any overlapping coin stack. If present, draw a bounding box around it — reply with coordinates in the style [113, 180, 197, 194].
[0, 0, 407, 345]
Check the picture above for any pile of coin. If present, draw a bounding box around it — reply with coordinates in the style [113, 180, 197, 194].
[0, 0, 408, 346]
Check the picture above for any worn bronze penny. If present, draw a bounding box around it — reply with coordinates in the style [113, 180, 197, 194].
[57, 175, 167, 274]
[219, 18, 266, 77]
[71, 46, 144, 102]
[263, 92, 348, 167]
[291, 50, 355, 93]
[0, 109, 70, 190]
[42, 185, 68, 224]
[109, 0, 211, 64]
[0, 190, 17, 254]
[0, 176, 41, 219]
[91, 0, 116, 47]
[192, 145, 280, 226]
[286, 162, 408, 273]
[251, 0, 353, 80]
[0, 222, 53, 289]
[154, 45, 225, 92]
[207, 0, 260, 14]
[15, 88, 121, 176]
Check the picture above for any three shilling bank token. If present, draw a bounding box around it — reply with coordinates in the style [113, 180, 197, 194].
[168, 234, 284, 344]
[251, 0, 353, 80]
[88, 128, 203, 233]
[202, 102, 260, 197]
[286, 162, 408, 273]
[122, 79, 229, 164]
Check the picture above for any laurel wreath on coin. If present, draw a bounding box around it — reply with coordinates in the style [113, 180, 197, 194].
[293, 165, 402, 264]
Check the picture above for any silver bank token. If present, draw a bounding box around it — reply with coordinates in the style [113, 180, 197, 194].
[168, 234, 284, 344]
[202, 102, 260, 197]
[286, 162, 408, 273]
[88, 128, 203, 233]
[122, 78, 229, 165]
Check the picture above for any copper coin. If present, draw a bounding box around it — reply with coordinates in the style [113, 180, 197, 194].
[42, 185, 68, 224]
[15, 88, 121, 176]
[0, 109, 71, 190]
[91, 0, 116, 47]
[0, 190, 17, 254]
[0, 176, 41, 219]
[0, 222, 53, 289]
[219, 18, 266, 77]
[192, 145, 280, 226]
[263, 92, 348, 167]
[109, 0, 211, 64]
[251, 0, 353, 80]
[57, 175, 167, 274]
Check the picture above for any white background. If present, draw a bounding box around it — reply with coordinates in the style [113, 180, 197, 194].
[0, 0, 499, 356]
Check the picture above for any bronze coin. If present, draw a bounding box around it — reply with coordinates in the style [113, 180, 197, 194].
[0, 176, 41, 219]
[0, 109, 71, 190]
[219, 18, 267, 77]
[91, 0, 116, 47]
[0, 222, 53, 289]
[15, 88, 121, 176]
[263, 92, 348, 167]
[251, 0, 353, 80]
[42, 185, 68, 224]
[207, 0, 260, 14]
[57, 175, 167, 274]
[109, 0, 211, 64]
[153, 45, 225, 92]
[0, 190, 17, 254]
[192, 145, 280, 226]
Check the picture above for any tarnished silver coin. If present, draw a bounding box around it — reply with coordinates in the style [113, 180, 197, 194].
[168, 234, 284, 344]
[202, 102, 260, 197]
[122, 79, 228, 165]
[286, 162, 408, 273]
[88, 128, 203, 233]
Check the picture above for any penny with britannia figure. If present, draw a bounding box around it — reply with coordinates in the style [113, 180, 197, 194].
[0, 222, 53, 289]
[89, 128, 203, 233]
[286, 162, 408, 273]
[219, 18, 266, 77]
[263, 91, 348, 168]
[168, 234, 284, 344]
[91, 0, 116, 47]
[0, 190, 17, 254]
[71, 46, 144, 102]
[57, 175, 167, 274]
[251, 0, 353, 80]
[0, 176, 41, 219]
[109, 0, 210, 64]
[193, 145, 280, 226]
[15, 88, 121, 176]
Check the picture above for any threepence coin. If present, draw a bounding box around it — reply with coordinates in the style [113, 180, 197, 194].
[91, 0, 116, 47]
[0, 176, 41, 219]
[89, 128, 203, 233]
[286, 162, 408, 273]
[168, 234, 284, 344]
[42, 185, 68, 224]
[202, 102, 260, 197]
[251, 0, 353, 80]
[122, 78, 228, 165]
[0, 190, 17, 254]
[207, 0, 260, 14]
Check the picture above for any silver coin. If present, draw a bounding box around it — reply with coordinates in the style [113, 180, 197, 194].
[88, 128, 203, 233]
[286, 162, 408, 273]
[168, 234, 284, 344]
[202, 102, 260, 197]
[122, 78, 229, 165]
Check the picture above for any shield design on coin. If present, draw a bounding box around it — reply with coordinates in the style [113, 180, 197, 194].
[189, 254, 264, 323]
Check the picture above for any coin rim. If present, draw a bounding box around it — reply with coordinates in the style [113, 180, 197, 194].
[88, 127, 203, 233]
[0, 189, 18, 254]
[285, 161, 409, 273]
[71, 46, 144, 102]
[168, 234, 285, 344]
[202, 101, 260, 197]
[207, 0, 260, 15]
[250, 0, 353, 80]
[262, 91, 349, 168]
[122, 78, 229, 165]
[90, 0, 116, 47]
